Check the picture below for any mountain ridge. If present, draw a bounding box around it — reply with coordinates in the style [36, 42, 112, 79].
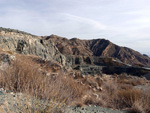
[0, 27, 150, 66]
[43, 34, 150, 66]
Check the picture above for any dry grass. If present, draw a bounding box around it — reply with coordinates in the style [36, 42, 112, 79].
[99, 76, 150, 113]
[117, 89, 150, 113]
[117, 74, 146, 86]
[131, 92, 150, 113]
[99, 79, 119, 108]
[63, 72, 150, 113]
[118, 78, 146, 86]
[0, 57, 88, 112]
[0, 53, 150, 113]
[85, 75, 150, 113]
[118, 89, 142, 108]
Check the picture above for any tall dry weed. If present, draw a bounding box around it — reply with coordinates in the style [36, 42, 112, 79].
[0, 57, 87, 106]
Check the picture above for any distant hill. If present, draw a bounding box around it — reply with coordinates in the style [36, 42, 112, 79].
[0, 27, 150, 67]
[43, 34, 150, 66]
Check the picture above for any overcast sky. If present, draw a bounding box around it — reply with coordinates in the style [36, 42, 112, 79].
[0, 0, 150, 55]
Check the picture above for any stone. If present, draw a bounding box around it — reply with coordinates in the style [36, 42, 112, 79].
[0, 53, 15, 70]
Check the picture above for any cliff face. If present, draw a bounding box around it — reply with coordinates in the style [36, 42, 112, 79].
[45, 35, 150, 66]
[0, 28, 66, 66]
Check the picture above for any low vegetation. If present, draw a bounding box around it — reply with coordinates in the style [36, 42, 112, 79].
[100, 75, 150, 113]
[0, 55, 150, 113]
[0, 57, 88, 112]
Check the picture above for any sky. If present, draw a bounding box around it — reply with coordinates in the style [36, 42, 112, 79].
[0, 0, 150, 55]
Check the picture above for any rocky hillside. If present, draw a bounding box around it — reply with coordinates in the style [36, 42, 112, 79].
[0, 27, 67, 67]
[1, 27, 150, 76]
[44, 34, 150, 66]
[1, 27, 150, 68]
[0, 27, 150, 113]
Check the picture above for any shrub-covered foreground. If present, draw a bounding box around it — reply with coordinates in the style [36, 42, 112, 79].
[0, 58, 88, 112]
[0, 57, 150, 113]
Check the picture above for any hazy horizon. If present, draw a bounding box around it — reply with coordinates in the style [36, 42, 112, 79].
[0, 0, 150, 55]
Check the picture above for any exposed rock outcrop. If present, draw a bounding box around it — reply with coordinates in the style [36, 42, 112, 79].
[0, 28, 67, 67]
[0, 52, 15, 70]
[0, 27, 150, 77]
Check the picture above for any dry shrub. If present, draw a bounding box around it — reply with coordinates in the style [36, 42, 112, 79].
[116, 88, 150, 113]
[131, 102, 145, 113]
[1, 55, 150, 112]
[76, 75, 103, 91]
[99, 79, 119, 108]
[119, 84, 133, 90]
[118, 79, 146, 86]
[0, 59, 49, 99]
[127, 97, 150, 113]
[83, 97, 98, 105]
[141, 93, 150, 113]
[78, 74, 150, 112]
[102, 79, 118, 96]
[118, 73, 147, 86]
[0, 58, 88, 107]
[118, 89, 142, 108]
[130, 79, 146, 86]
[99, 76, 150, 112]
[52, 73, 88, 104]
[130, 93, 150, 113]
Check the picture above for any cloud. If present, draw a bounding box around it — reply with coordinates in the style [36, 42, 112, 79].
[53, 13, 108, 38]
[63, 13, 107, 30]
[0, 0, 150, 54]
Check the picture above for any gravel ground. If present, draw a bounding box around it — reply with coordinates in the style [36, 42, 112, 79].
[0, 88, 51, 113]
[63, 106, 128, 113]
[0, 88, 129, 113]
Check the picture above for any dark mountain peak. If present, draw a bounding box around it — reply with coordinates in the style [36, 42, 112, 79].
[143, 54, 149, 58]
